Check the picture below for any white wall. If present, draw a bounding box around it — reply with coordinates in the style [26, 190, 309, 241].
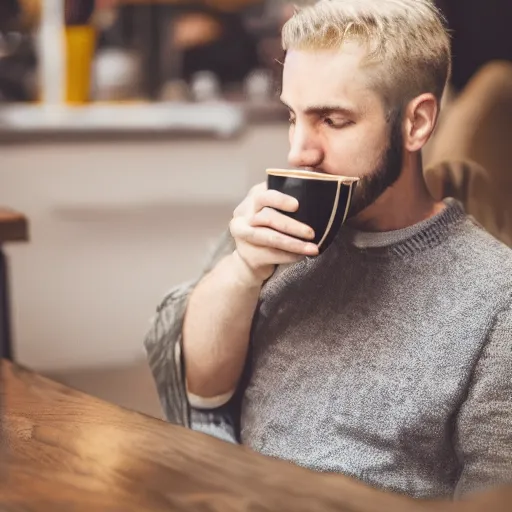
[0, 125, 290, 371]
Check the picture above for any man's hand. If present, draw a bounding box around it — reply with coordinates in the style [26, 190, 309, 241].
[229, 183, 319, 284]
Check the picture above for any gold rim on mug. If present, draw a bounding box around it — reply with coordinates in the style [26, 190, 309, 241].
[266, 169, 359, 184]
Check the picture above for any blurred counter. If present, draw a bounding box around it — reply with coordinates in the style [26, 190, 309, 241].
[0, 101, 288, 142]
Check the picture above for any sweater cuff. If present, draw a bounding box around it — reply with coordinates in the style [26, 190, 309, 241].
[186, 385, 236, 410]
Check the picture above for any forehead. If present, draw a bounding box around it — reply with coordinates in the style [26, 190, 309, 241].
[282, 45, 382, 114]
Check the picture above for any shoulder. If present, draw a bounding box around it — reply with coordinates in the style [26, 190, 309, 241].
[440, 213, 512, 321]
[452, 215, 512, 285]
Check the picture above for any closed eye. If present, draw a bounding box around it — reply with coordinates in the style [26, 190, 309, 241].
[323, 116, 352, 129]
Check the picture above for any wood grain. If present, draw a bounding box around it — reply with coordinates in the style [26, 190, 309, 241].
[0, 209, 28, 244]
[0, 360, 510, 512]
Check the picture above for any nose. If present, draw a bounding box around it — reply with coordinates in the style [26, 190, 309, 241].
[287, 123, 324, 170]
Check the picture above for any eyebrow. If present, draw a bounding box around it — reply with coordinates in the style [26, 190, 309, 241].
[280, 98, 356, 118]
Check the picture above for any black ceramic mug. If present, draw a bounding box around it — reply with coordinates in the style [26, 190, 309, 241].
[266, 169, 359, 254]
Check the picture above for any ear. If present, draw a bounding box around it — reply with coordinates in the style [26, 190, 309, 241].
[403, 93, 439, 152]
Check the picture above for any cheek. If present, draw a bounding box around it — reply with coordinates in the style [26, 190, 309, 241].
[324, 125, 389, 177]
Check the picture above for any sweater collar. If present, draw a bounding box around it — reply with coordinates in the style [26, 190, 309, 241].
[340, 199, 466, 256]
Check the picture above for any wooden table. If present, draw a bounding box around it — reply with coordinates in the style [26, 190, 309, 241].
[0, 208, 28, 360]
[1, 360, 511, 512]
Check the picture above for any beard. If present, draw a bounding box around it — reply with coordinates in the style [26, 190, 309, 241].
[347, 115, 404, 219]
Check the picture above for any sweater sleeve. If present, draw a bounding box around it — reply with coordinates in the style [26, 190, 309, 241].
[143, 230, 237, 438]
[454, 296, 512, 497]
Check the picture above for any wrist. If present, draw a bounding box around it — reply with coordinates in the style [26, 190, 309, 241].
[230, 250, 272, 289]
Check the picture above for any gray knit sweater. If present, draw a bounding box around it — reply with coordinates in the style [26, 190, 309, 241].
[144, 199, 512, 500]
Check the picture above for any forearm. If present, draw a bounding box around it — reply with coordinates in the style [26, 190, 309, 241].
[327, 474, 511, 512]
[320, 473, 453, 512]
[183, 250, 264, 400]
[452, 486, 512, 512]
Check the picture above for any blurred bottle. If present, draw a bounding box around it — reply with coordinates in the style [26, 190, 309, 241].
[190, 71, 222, 102]
[93, 47, 141, 101]
[244, 68, 273, 103]
[65, 0, 96, 103]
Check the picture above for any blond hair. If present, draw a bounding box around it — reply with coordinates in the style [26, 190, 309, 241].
[282, 0, 451, 111]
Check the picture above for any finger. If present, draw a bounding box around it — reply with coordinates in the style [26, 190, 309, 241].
[244, 246, 305, 267]
[233, 183, 268, 218]
[233, 198, 249, 218]
[248, 182, 267, 197]
[253, 189, 299, 214]
[251, 207, 315, 240]
[231, 218, 318, 256]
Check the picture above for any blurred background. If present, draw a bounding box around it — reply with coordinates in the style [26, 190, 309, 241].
[0, 0, 511, 418]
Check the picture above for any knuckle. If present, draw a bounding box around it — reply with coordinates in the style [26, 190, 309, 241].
[264, 189, 279, 204]
[230, 216, 245, 237]
[246, 228, 258, 245]
[249, 183, 264, 197]
[279, 216, 291, 232]
[258, 207, 273, 224]
[253, 189, 266, 206]
[266, 230, 279, 247]
[233, 197, 249, 218]
[248, 213, 259, 227]
[233, 201, 245, 218]
[267, 188, 280, 199]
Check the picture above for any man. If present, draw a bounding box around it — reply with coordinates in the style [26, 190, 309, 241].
[145, 0, 512, 501]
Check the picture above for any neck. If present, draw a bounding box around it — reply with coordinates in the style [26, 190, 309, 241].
[347, 153, 445, 232]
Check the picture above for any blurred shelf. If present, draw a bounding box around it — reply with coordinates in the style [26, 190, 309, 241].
[0, 102, 246, 139]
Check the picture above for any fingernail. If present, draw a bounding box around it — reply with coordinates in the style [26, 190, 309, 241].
[306, 244, 319, 255]
[307, 229, 315, 239]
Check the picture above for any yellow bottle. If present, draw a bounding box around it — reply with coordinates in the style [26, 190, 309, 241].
[65, 24, 96, 104]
